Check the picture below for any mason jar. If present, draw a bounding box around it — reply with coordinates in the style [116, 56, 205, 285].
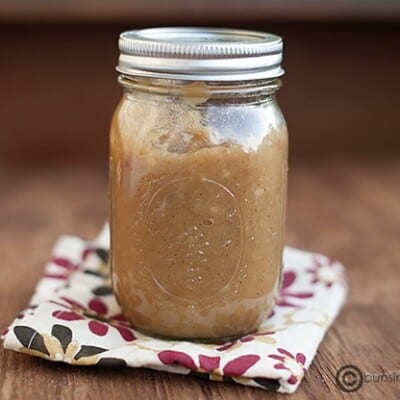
[110, 28, 288, 340]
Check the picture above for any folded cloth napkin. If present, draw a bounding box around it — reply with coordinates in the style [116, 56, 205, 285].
[1, 225, 347, 394]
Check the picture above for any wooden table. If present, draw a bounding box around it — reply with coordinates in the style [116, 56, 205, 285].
[0, 159, 399, 399]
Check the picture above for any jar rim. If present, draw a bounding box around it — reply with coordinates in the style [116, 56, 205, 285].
[117, 27, 284, 81]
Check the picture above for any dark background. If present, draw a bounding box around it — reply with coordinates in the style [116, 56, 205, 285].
[0, 1, 399, 166]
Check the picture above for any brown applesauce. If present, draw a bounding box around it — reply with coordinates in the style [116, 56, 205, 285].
[110, 80, 288, 340]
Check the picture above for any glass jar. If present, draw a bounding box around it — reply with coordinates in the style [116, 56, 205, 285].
[110, 28, 288, 340]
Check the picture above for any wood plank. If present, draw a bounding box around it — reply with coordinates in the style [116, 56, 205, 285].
[0, 160, 399, 399]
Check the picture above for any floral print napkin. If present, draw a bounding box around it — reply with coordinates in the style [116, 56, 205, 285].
[1, 225, 347, 394]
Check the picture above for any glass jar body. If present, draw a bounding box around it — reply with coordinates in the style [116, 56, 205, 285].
[110, 77, 288, 340]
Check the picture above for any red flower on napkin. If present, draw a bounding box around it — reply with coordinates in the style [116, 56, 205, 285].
[44, 257, 79, 280]
[269, 348, 306, 385]
[51, 296, 136, 341]
[276, 271, 314, 307]
[307, 256, 345, 288]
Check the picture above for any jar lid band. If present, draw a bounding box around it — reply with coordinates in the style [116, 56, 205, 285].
[117, 27, 284, 81]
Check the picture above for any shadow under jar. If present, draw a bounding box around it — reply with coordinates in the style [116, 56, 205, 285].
[110, 28, 288, 340]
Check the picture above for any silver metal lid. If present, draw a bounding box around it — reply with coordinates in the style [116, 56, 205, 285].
[117, 27, 284, 81]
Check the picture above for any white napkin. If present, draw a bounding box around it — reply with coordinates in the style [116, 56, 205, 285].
[1, 226, 347, 394]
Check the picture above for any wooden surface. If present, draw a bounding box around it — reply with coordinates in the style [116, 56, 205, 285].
[0, 159, 399, 399]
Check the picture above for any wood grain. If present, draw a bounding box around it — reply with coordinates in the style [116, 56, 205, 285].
[0, 159, 399, 399]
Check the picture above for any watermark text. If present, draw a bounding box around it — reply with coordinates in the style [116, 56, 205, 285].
[335, 365, 399, 392]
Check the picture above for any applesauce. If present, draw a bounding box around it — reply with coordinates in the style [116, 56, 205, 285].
[111, 28, 288, 340]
